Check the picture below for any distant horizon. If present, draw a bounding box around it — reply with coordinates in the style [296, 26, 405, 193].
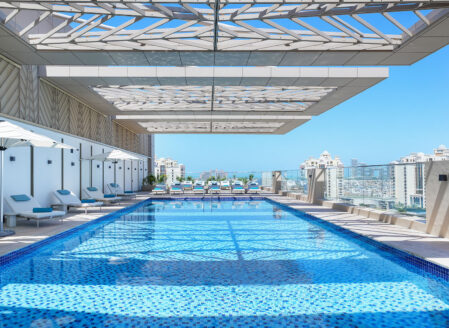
[156, 45, 449, 173]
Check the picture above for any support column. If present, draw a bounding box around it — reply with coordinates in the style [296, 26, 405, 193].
[272, 171, 281, 194]
[425, 160, 449, 237]
[307, 168, 325, 205]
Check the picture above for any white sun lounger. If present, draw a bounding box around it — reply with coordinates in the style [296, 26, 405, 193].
[170, 183, 183, 195]
[220, 180, 231, 190]
[152, 184, 167, 195]
[247, 183, 261, 194]
[53, 189, 103, 214]
[106, 183, 137, 198]
[83, 187, 121, 203]
[232, 181, 246, 194]
[193, 185, 205, 194]
[209, 183, 221, 194]
[5, 194, 65, 227]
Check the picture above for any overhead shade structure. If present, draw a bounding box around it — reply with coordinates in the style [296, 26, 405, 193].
[84, 149, 140, 185]
[0, 120, 74, 237]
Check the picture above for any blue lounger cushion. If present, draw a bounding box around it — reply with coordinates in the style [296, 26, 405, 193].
[110, 183, 119, 188]
[33, 207, 53, 213]
[103, 194, 115, 198]
[11, 194, 30, 202]
[57, 189, 71, 195]
[81, 199, 96, 203]
[154, 188, 163, 191]
[87, 187, 98, 191]
[124, 191, 134, 193]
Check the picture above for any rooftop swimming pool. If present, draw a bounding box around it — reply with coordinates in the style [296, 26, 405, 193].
[1, 198, 449, 327]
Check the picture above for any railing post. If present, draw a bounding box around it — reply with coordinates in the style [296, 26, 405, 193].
[307, 168, 325, 204]
[272, 171, 281, 194]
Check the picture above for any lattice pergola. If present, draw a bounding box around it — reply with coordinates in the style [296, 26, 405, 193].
[1, 1, 448, 52]
[39, 65, 389, 134]
[138, 121, 284, 133]
[92, 85, 337, 111]
[1, 2, 446, 134]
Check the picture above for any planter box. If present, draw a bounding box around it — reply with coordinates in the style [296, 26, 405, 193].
[141, 185, 154, 192]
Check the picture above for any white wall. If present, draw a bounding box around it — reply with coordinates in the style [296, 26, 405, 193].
[138, 160, 144, 190]
[62, 135, 81, 197]
[2, 147, 31, 197]
[33, 128, 62, 207]
[103, 146, 114, 192]
[124, 160, 132, 191]
[91, 144, 104, 191]
[1, 116, 148, 206]
[115, 160, 124, 189]
[132, 161, 138, 191]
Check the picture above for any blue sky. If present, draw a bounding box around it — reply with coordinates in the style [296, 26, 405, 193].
[156, 45, 449, 174]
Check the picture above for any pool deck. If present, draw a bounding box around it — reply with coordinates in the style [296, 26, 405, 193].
[2, 192, 449, 272]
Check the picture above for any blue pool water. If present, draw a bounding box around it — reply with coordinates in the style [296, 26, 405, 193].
[1, 199, 449, 327]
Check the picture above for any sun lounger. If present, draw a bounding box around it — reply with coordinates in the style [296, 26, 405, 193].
[5, 194, 65, 227]
[209, 183, 221, 194]
[152, 184, 167, 195]
[182, 181, 193, 191]
[247, 182, 260, 194]
[193, 185, 205, 194]
[232, 181, 246, 194]
[53, 189, 103, 214]
[220, 180, 231, 190]
[170, 183, 183, 194]
[107, 183, 137, 198]
[83, 187, 121, 203]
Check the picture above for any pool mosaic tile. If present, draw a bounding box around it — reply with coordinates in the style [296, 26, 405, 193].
[1, 199, 449, 327]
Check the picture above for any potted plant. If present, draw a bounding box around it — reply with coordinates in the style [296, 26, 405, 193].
[142, 174, 156, 191]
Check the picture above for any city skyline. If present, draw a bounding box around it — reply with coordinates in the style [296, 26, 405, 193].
[156, 44, 449, 172]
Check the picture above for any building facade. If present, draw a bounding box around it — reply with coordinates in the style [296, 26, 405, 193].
[0, 57, 153, 207]
[392, 145, 449, 208]
[154, 157, 185, 185]
[301, 151, 344, 200]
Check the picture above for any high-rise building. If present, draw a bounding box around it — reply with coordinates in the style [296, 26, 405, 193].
[300, 151, 343, 170]
[392, 145, 449, 208]
[154, 157, 185, 185]
[301, 151, 344, 200]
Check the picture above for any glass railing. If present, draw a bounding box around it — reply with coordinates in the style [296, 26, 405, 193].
[181, 169, 307, 192]
[182, 170, 267, 186]
[280, 169, 308, 193]
[323, 163, 426, 217]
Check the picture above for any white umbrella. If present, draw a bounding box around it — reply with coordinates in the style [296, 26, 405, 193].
[85, 149, 139, 162]
[0, 120, 74, 237]
[84, 149, 140, 188]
